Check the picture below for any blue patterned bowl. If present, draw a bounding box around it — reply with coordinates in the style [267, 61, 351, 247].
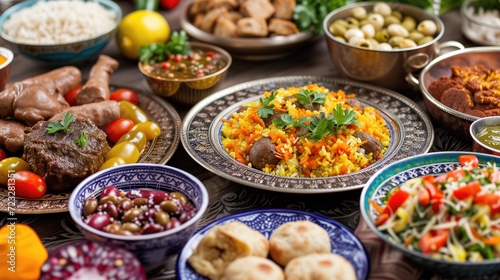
[177, 209, 370, 280]
[361, 151, 500, 277]
[0, 0, 121, 65]
[68, 164, 209, 272]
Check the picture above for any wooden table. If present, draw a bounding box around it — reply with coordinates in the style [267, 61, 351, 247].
[0, 1, 486, 279]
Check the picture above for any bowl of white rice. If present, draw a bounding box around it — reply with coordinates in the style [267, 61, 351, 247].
[0, 0, 121, 65]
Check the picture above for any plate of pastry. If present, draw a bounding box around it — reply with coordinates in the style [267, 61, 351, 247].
[176, 208, 369, 280]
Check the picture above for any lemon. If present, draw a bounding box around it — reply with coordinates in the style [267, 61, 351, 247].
[116, 10, 170, 59]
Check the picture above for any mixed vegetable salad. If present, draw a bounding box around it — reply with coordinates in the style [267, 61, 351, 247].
[371, 155, 500, 261]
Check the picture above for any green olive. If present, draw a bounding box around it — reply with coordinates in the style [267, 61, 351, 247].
[388, 36, 405, 47]
[401, 16, 417, 32]
[99, 195, 119, 205]
[122, 222, 142, 233]
[83, 198, 98, 217]
[374, 29, 390, 43]
[171, 192, 188, 205]
[391, 10, 403, 21]
[345, 17, 360, 27]
[123, 208, 142, 223]
[329, 22, 347, 37]
[160, 200, 178, 213]
[155, 211, 171, 227]
[384, 15, 401, 26]
[408, 31, 425, 42]
[418, 36, 434, 45]
[132, 197, 149, 206]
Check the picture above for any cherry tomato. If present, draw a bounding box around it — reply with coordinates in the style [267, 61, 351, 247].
[129, 121, 161, 140]
[105, 141, 140, 164]
[0, 157, 31, 185]
[419, 229, 449, 254]
[110, 88, 139, 105]
[0, 148, 7, 161]
[119, 101, 149, 124]
[64, 85, 82, 106]
[160, 0, 180, 10]
[99, 157, 127, 171]
[117, 130, 148, 153]
[105, 118, 135, 143]
[13, 170, 46, 199]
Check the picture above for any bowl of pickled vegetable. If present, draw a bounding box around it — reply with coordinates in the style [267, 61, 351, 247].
[361, 152, 500, 277]
[68, 163, 209, 272]
[138, 32, 232, 106]
[470, 116, 500, 156]
[322, 1, 463, 92]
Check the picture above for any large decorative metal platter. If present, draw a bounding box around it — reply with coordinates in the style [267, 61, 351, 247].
[180, 0, 316, 60]
[0, 85, 182, 214]
[181, 76, 434, 193]
[176, 209, 370, 280]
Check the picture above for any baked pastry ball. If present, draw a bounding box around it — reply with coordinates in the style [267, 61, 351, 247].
[269, 220, 331, 266]
[188, 221, 269, 280]
[284, 253, 357, 280]
[221, 256, 285, 280]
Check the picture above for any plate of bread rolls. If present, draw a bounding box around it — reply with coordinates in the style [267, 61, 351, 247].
[177, 208, 369, 280]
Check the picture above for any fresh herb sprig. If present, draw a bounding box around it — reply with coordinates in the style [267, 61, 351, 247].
[139, 31, 191, 65]
[74, 132, 88, 148]
[273, 103, 361, 141]
[257, 92, 277, 118]
[474, 0, 500, 12]
[296, 89, 326, 106]
[293, 0, 346, 34]
[46, 111, 74, 134]
[331, 103, 361, 134]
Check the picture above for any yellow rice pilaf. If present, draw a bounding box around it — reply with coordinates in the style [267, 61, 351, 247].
[221, 84, 390, 178]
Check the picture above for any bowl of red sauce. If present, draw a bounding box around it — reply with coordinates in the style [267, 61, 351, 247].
[470, 116, 500, 156]
[138, 41, 232, 106]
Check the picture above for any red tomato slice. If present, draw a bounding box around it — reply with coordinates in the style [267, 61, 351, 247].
[110, 89, 139, 105]
[13, 170, 46, 199]
[453, 181, 481, 200]
[474, 193, 500, 214]
[0, 149, 6, 161]
[418, 187, 430, 207]
[64, 85, 82, 106]
[459, 155, 479, 168]
[419, 229, 449, 254]
[424, 180, 444, 213]
[383, 189, 410, 215]
[105, 118, 135, 143]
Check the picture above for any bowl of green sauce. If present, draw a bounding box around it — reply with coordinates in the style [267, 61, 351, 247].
[470, 116, 500, 155]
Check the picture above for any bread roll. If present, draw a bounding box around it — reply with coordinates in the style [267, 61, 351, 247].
[221, 256, 284, 280]
[269, 220, 331, 266]
[284, 253, 357, 280]
[188, 221, 269, 280]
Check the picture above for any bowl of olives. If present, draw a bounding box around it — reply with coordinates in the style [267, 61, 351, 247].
[68, 163, 209, 272]
[323, 1, 463, 92]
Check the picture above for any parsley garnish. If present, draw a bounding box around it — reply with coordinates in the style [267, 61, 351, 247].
[274, 103, 361, 141]
[274, 114, 310, 130]
[74, 132, 88, 148]
[331, 103, 361, 134]
[258, 91, 277, 119]
[46, 111, 74, 134]
[296, 89, 326, 106]
[139, 31, 192, 65]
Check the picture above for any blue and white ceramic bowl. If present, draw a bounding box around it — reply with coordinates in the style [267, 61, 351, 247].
[177, 209, 370, 280]
[361, 151, 500, 277]
[0, 0, 121, 65]
[69, 164, 209, 272]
